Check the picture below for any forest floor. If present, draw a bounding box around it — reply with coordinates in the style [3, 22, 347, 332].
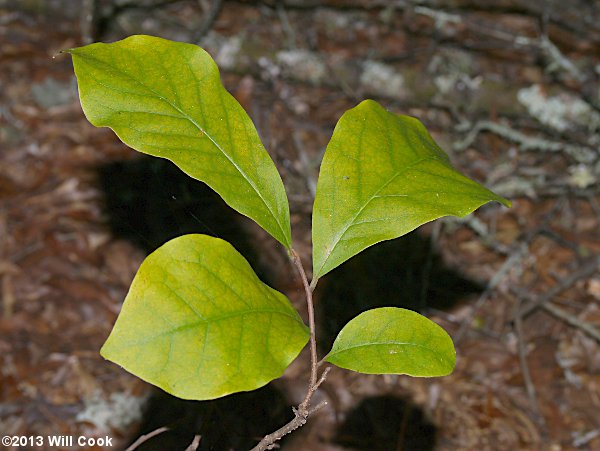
[1, 1, 599, 450]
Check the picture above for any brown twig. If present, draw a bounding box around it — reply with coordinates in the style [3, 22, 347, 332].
[454, 245, 526, 343]
[193, 0, 224, 42]
[125, 426, 169, 451]
[250, 398, 329, 451]
[513, 299, 545, 426]
[514, 254, 600, 320]
[250, 250, 329, 450]
[541, 301, 600, 343]
[292, 249, 318, 395]
[303, 366, 331, 409]
[453, 120, 596, 163]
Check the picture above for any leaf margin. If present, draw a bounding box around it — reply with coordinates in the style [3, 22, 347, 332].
[100, 233, 309, 400]
[64, 35, 292, 248]
[324, 306, 456, 377]
[312, 99, 511, 281]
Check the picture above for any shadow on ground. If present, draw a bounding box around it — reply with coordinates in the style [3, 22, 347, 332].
[97, 155, 273, 283]
[334, 395, 437, 451]
[130, 385, 293, 450]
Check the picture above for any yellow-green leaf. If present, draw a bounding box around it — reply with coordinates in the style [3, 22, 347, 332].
[101, 234, 309, 400]
[312, 100, 510, 280]
[65, 35, 291, 248]
[324, 307, 455, 376]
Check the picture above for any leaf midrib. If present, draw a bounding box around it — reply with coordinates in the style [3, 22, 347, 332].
[327, 340, 448, 359]
[75, 50, 289, 246]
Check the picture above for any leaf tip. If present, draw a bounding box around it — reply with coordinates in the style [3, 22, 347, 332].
[356, 98, 383, 112]
[358, 98, 377, 106]
[488, 192, 512, 209]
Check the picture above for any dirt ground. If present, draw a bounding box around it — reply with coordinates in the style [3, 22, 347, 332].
[1, 1, 599, 450]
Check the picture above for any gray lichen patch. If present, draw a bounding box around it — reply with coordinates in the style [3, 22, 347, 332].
[276, 50, 327, 85]
[202, 32, 245, 71]
[568, 164, 597, 189]
[360, 60, 406, 100]
[76, 391, 149, 433]
[314, 8, 368, 33]
[517, 84, 600, 133]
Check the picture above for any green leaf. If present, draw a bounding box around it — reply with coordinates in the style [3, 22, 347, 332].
[324, 307, 455, 376]
[65, 35, 291, 248]
[312, 99, 510, 280]
[100, 234, 309, 400]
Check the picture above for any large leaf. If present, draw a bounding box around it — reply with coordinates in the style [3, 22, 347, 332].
[100, 234, 309, 400]
[65, 35, 291, 248]
[312, 100, 510, 280]
[324, 307, 455, 376]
